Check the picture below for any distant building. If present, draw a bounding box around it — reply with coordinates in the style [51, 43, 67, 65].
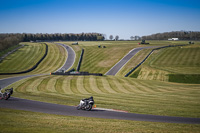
[72, 42, 78, 45]
[168, 38, 179, 41]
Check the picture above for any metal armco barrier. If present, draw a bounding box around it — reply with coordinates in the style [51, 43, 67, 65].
[125, 44, 190, 77]
[51, 71, 103, 76]
[0, 43, 48, 75]
[77, 48, 84, 71]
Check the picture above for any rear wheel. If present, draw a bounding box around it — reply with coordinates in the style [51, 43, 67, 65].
[85, 104, 92, 111]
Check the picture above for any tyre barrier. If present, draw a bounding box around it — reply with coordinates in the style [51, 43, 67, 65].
[0, 43, 48, 75]
[125, 44, 190, 77]
[51, 71, 103, 76]
[77, 48, 84, 71]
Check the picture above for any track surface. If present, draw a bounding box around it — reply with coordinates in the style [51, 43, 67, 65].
[0, 43, 75, 88]
[55, 43, 75, 72]
[105, 46, 159, 75]
[1, 44, 200, 124]
[0, 75, 42, 88]
[1, 97, 200, 124]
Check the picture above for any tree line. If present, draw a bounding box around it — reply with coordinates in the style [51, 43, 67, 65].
[142, 31, 200, 40]
[0, 33, 104, 51]
[109, 35, 119, 40]
[22, 33, 104, 42]
[0, 34, 22, 51]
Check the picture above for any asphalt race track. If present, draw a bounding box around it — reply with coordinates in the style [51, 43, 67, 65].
[1, 44, 200, 124]
[0, 74, 42, 88]
[0, 43, 75, 89]
[1, 97, 200, 124]
[55, 43, 76, 72]
[105, 46, 159, 75]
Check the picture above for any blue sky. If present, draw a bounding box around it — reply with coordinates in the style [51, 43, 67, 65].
[0, 0, 200, 39]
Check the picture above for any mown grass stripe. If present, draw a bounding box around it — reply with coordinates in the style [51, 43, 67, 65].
[26, 76, 47, 93]
[16, 77, 38, 93]
[37, 77, 51, 92]
[116, 77, 137, 93]
[46, 76, 60, 93]
[20, 44, 38, 70]
[109, 77, 130, 93]
[56, 44, 67, 70]
[0, 43, 46, 73]
[101, 77, 117, 93]
[76, 76, 90, 94]
[15, 46, 33, 70]
[125, 78, 152, 93]
[62, 77, 74, 94]
[55, 76, 65, 94]
[136, 80, 163, 93]
[70, 77, 81, 94]
[1, 46, 25, 72]
[163, 49, 178, 66]
[33, 43, 55, 73]
[49, 45, 62, 71]
[119, 78, 142, 93]
[89, 76, 104, 94]
[151, 49, 168, 66]
[83, 76, 97, 94]
[96, 77, 109, 93]
[106, 77, 123, 93]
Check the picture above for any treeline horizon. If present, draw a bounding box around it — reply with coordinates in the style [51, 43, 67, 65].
[1, 31, 200, 51]
[142, 31, 200, 40]
[0, 33, 104, 51]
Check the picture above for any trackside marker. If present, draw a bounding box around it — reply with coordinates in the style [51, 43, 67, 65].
[94, 108, 128, 113]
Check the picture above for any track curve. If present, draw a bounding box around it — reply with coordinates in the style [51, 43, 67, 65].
[1, 97, 200, 124]
[55, 43, 75, 72]
[105, 46, 160, 75]
[1, 44, 200, 124]
[0, 43, 75, 88]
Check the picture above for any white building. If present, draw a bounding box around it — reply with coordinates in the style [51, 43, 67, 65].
[168, 38, 179, 41]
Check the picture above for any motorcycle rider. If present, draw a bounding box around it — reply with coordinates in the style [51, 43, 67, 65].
[82, 96, 94, 105]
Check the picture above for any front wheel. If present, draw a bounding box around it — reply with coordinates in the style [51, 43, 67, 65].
[4, 94, 10, 100]
[77, 105, 81, 110]
[85, 104, 92, 111]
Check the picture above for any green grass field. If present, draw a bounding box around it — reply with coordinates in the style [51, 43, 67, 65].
[0, 42, 67, 79]
[5, 75, 200, 118]
[1, 40, 200, 132]
[62, 41, 140, 73]
[150, 45, 200, 74]
[0, 44, 20, 57]
[1, 108, 199, 133]
[0, 43, 46, 73]
[116, 48, 152, 77]
[130, 42, 200, 83]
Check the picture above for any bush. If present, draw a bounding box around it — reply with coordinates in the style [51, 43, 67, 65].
[169, 74, 200, 84]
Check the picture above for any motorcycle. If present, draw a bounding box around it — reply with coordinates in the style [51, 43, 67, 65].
[0, 87, 13, 100]
[77, 96, 94, 111]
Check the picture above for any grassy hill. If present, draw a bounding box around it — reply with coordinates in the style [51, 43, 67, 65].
[130, 42, 200, 83]
[0, 42, 67, 79]
[1, 40, 200, 132]
[62, 41, 140, 74]
[1, 108, 200, 133]
[0, 43, 46, 73]
[6, 75, 200, 118]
